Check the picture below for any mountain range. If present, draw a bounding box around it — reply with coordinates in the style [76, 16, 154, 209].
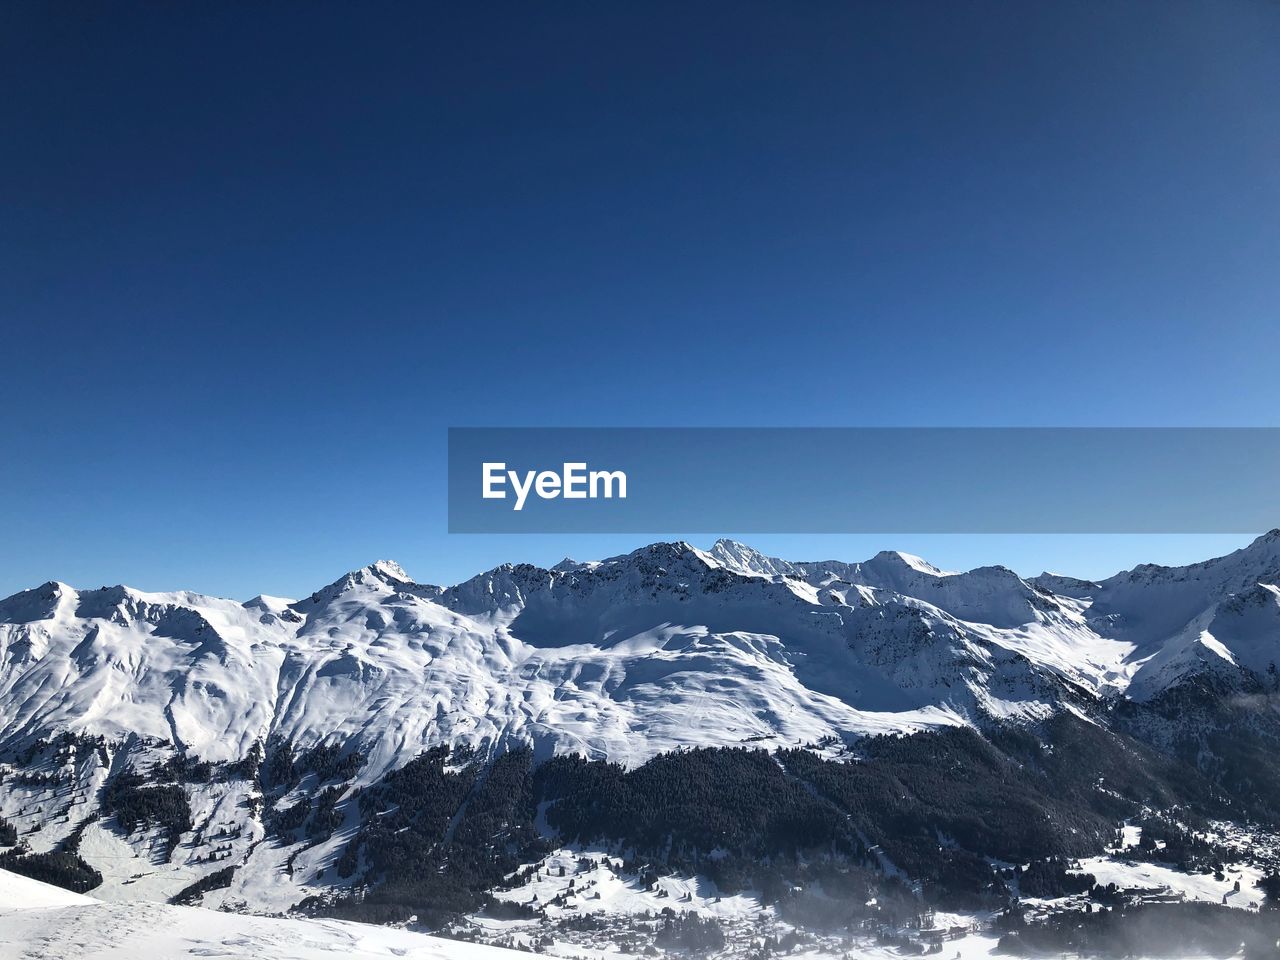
[4, 533, 1279, 773]
[3, 534, 1280, 956]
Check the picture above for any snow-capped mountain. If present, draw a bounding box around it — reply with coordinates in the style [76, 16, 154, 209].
[706, 533, 1280, 700]
[2, 533, 1280, 935]
[3, 533, 1279, 778]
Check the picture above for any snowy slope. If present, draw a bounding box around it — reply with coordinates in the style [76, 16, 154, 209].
[0, 866, 98, 908]
[0, 868, 539, 960]
[0, 581, 289, 762]
[709, 532, 1280, 700]
[1125, 582, 1280, 698]
[1084, 530, 1280, 649]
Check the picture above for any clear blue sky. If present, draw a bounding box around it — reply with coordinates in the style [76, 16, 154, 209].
[1, 2, 1277, 599]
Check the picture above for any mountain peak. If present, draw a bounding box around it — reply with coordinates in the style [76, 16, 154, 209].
[608, 540, 712, 567]
[866, 550, 949, 577]
[366, 559, 412, 584]
[0, 580, 76, 624]
[551, 557, 596, 573]
[301, 559, 415, 608]
[1246, 528, 1280, 551]
[707, 540, 804, 578]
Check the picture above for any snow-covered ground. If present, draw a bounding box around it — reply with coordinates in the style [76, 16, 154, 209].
[491, 847, 764, 920]
[792, 936, 1004, 960]
[481, 848, 1018, 959]
[0, 866, 98, 907]
[0, 868, 544, 960]
[3, 866, 1007, 960]
[1071, 855, 1265, 910]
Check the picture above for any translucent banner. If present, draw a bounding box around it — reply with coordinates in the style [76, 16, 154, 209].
[447, 427, 1279, 534]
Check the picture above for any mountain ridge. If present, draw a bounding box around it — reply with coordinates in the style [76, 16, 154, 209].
[2, 533, 1278, 775]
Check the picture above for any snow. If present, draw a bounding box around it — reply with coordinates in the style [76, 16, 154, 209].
[1071, 856, 1266, 910]
[707, 539, 806, 578]
[493, 848, 765, 920]
[1086, 529, 1280, 652]
[1125, 579, 1280, 699]
[0, 869, 535, 959]
[4, 534, 1280, 927]
[0, 545, 1012, 784]
[791, 934, 1004, 960]
[73, 818, 205, 902]
[4, 533, 1279, 786]
[0, 581, 289, 763]
[0, 867, 1013, 960]
[0, 866, 97, 908]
